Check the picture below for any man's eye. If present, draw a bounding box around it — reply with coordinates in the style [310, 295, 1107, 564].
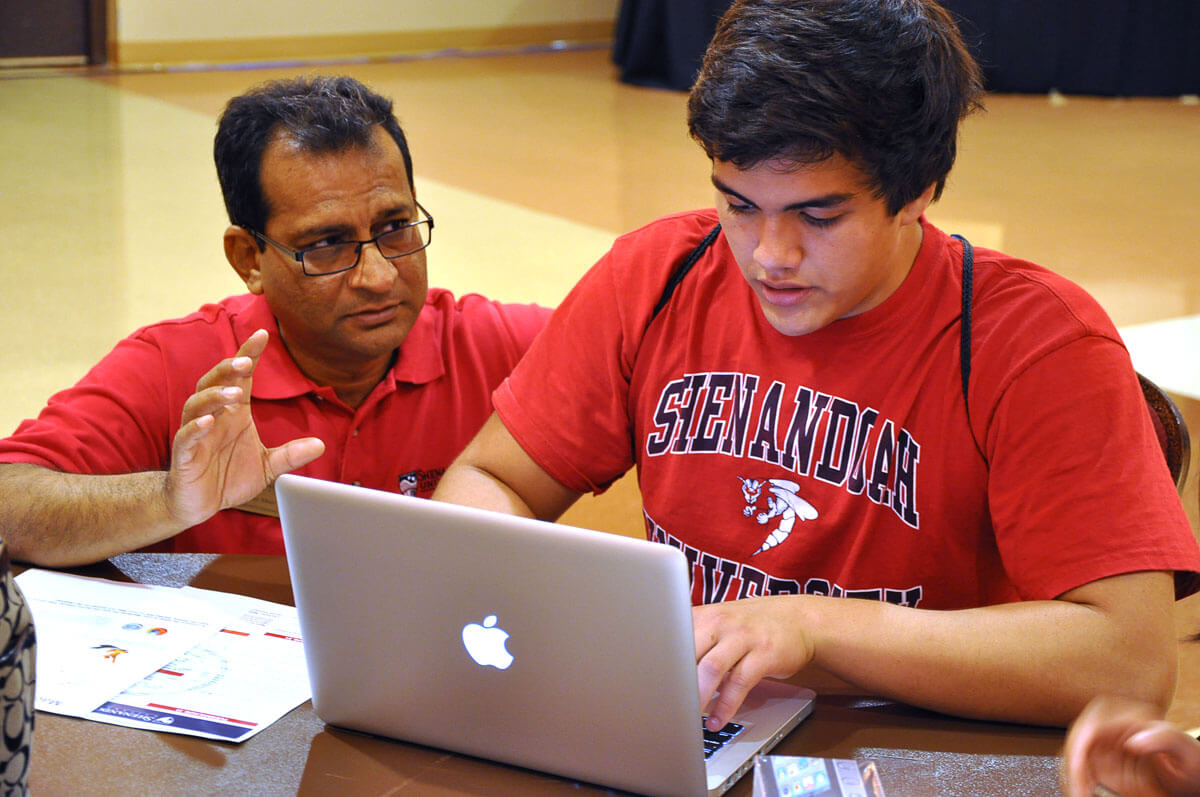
[802, 214, 839, 229]
[378, 218, 412, 235]
[724, 198, 756, 215]
[306, 236, 344, 250]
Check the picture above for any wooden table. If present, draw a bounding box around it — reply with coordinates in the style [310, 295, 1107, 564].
[24, 554, 1067, 796]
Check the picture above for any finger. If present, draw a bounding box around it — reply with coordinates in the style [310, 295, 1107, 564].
[181, 386, 244, 424]
[170, 413, 215, 469]
[692, 607, 727, 714]
[223, 329, 270, 389]
[1126, 723, 1200, 772]
[693, 616, 719, 665]
[264, 437, 326, 479]
[1061, 739, 1098, 797]
[703, 654, 762, 731]
[166, 415, 216, 526]
[695, 624, 758, 731]
[194, 330, 268, 393]
[1063, 715, 1104, 795]
[234, 328, 270, 361]
[194, 353, 255, 393]
[696, 653, 727, 725]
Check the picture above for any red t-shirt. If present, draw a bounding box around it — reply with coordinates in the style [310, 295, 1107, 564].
[0, 290, 550, 554]
[495, 211, 1200, 609]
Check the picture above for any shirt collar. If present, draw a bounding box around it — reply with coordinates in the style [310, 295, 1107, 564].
[389, 292, 447, 386]
[232, 293, 447, 402]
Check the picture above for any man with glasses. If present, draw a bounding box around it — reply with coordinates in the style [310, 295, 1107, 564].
[0, 75, 549, 566]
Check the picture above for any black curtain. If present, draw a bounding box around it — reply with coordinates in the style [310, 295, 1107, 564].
[612, 0, 732, 91]
[943, 0, 1200, 95]
[613, 0, 1199, 96]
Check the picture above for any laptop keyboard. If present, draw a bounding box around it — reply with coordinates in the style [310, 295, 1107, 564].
[701, 718, 745, 759]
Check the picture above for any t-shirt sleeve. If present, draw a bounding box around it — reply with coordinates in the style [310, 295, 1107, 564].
[0, 332, 177, 474]
[494, 301, 553, 354]
[441, 294, 553, 391]
[985, 335, 1200, 599]
[492, 250, 641, 495]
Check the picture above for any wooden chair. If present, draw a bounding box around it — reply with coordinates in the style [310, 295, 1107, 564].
[1139, 372, 1190, 493]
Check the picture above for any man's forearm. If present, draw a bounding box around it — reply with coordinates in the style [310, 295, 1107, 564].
[0, 463, 188, 567]
[797, 572, 1176, 725]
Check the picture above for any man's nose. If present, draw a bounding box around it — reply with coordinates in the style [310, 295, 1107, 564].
[754, 216, 803, 274]
[347, 241, 397, 290]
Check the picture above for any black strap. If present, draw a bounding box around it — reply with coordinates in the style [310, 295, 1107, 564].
[649, 224, 980, 453]
[648, 223, 722, 325]
[951, 233, 985, 461]
[951, 234, 973, 408]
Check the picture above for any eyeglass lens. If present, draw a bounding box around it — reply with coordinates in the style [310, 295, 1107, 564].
[304, 222, 430, 274]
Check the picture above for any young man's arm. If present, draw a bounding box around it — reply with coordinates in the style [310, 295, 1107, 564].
[432, 413, 582, 520]
[0, 330, 324, 567]
[435, 414, 1178, 729]
[693, 569, 1176, 729]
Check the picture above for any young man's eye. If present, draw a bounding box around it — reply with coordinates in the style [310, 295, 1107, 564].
[802, 214, 839, 229]
[723, 197, 756, 215]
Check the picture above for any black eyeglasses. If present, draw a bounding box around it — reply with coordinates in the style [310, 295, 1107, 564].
[251, 202, 434, 276]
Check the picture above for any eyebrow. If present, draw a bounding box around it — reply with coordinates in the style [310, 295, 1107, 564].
[372, 203, 417, 226]
[292, 204, 415, 242]
[293, 223, 351, 242]
[710, 175, 856, 211]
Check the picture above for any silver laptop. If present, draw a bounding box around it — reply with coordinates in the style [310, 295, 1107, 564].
[277, 474, 814, 796]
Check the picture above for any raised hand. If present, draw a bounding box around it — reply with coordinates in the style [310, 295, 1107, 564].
[165, 329, 325, 527]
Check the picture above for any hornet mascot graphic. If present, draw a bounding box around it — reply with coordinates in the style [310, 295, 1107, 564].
[738, 477, 819, 556]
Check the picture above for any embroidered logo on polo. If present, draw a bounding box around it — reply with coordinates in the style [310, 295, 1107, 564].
[646, 372, 920, 530]
[397, 468, 444, 497]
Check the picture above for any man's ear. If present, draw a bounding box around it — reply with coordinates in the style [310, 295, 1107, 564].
[225, 226, 264, 294]
[897, 183, 938, 227]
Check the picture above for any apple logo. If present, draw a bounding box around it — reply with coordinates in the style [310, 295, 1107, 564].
[461, 614, 515, 670]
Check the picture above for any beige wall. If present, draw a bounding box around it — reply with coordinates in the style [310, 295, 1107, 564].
[114, 0, 619, 65]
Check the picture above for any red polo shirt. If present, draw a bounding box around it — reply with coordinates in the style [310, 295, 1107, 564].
[0, 291, 549, 554]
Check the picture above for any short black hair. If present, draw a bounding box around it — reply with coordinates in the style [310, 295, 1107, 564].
[214, 75, 414, 234]
[688, 0, 984, 215]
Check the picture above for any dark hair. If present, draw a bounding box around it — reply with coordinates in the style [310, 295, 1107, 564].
[687, 0, 984, 215]
[213, 75, 414, 235]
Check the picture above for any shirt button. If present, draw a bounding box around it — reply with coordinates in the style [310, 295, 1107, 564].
[352, 428, 359, 437]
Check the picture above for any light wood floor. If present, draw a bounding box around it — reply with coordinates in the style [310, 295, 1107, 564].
[2, 46, 1198, 728]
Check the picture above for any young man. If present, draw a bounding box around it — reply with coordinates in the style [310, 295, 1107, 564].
[0, 76, 549, 566]
[433, 0, 1200, 727]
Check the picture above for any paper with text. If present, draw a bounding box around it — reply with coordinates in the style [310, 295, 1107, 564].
[87, 587, 311, 742]
[17, 569, 228, 717]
